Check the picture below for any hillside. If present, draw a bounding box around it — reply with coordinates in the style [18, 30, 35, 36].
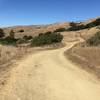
[3, 22, 69, 38]
[2, 17, 100, 39]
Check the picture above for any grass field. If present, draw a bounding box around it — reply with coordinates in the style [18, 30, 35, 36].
[65, 46, 100, 79]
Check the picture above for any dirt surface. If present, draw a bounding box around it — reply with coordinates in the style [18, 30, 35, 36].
[0, 41, 100, 100]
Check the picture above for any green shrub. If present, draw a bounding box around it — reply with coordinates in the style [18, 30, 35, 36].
[0, 28, 5, 38]
[31, 32, 63, 46]
[67, 18, 100, 31]
[23, 35, 33, 40]
[45, 31, 52, 34]
[70, 22, 77, 27]
[0, 36, 17, 46]
[0, 30, 63, 47]
[19, 29, 24, 32]
[9, 30, 15, 39]
[67, 24, 86, 31]
[54, 28, 66, 32]
[39, 33, 44, 36]
[0, 30, 17, 45]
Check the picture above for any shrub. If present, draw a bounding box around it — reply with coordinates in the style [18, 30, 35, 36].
[0, 28, 5, 38]
[54, 28, 66, 32]
[27, 36, 33, 40]
[67, 24, 86, 31]
[19, 29, 24, 32]
[23, 35, 33, 40]
[39, 33, 44, 36]
[67, 18, 100, 31]
[31, 32, 63, 46]
[86, 31, 100, 46]
[70, 22, 77, 27]
[45, 31, 52, 35]
[9, 30, 15, 39]
[0, 36, 17, 45]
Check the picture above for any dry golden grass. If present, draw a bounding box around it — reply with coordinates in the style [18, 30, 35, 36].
[0, 45, 31, 65]
[66, 46, 100, 78]
[0, 42, 64, 67]
[0, 45, 18, 65]
[0, 45, 22, 88]
[0, 44, 43, 88]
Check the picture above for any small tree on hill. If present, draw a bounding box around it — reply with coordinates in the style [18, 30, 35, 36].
[70, 22, 77, 27]
[0, 28, 5, 38]
[9, 30, 15, 39]
[19, 29, 24, 33]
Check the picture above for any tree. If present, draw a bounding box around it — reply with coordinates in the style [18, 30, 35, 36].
[9, 30, 15, 39]
[54, 28, 66, 33]
[70, 22, 77, 27]
[23, 35, 33, 40]
[0, 28, 5, 38]
[19, 29, 24, 32]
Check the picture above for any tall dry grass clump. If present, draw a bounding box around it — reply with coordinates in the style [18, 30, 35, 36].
[0, 45, 29, 65]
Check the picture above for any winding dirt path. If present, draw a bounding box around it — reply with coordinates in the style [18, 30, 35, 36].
[0, 42, 100, 100]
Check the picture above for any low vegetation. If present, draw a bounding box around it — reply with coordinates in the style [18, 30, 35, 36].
[23, 35, 33, 40]
[54, 28, 66, 32]
[68, 24, 86, 31]
[0, 29, 63, 46]
[31, 32, 63, 46]
[0, 28, 5, 38]
[18, 29, 24, 33]
[67, 18, 100, 31]
[0, 30, 17, 46]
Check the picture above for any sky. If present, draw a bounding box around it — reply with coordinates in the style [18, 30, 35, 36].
[0, 0, 100, 27]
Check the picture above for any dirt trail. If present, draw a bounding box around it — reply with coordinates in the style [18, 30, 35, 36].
[0, 42, 100, 100]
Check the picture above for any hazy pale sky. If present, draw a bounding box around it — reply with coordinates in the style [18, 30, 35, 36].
[0, 0, 100, 27]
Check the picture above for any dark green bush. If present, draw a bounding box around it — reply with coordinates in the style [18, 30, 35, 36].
[86, 31, 100, 46]
[31, 32, 63, 46]
[39, 33, 44, 36]
[19, 29, 24, 32]
[0, 28, 5, 38]
[0, 36, 17, 45]
[54, 28, 66, 32]
[67, 18, 100, 31]
[70, 22, 77, 27]
[85, 18, 100, 28]
[23, 35, 33, 40]
[0, 29, 17, 45]
[45, 31, 52, 35]
[0, 30, 63, 46]
[67, 24, 86, 31]
[9, 30, 15, 39]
